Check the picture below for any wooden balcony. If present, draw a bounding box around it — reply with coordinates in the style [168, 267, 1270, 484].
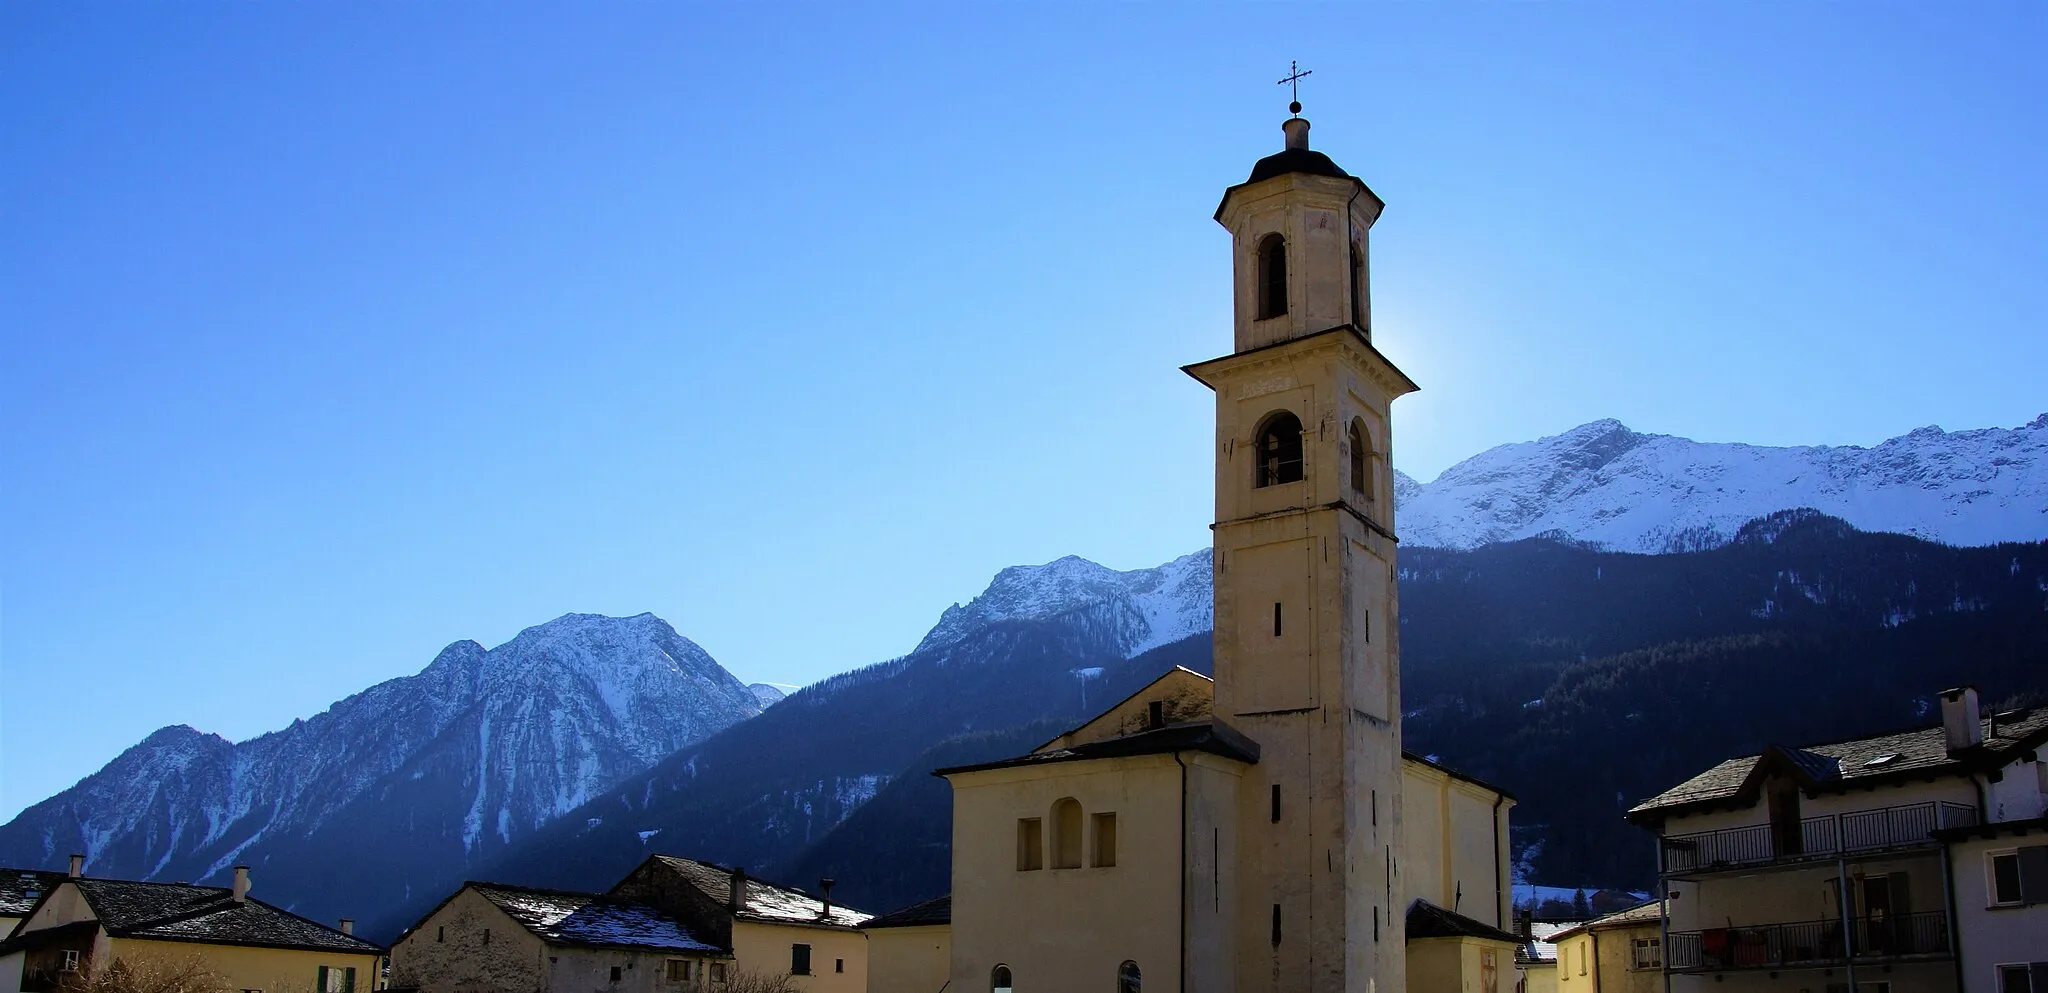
[1659, 801, 1977, 876]
[1666, 911, 1952, 972]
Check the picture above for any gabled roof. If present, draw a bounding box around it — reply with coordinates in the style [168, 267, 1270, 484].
[1544, 901, 1665, 943]
[32, 879, 382, 955]
[860, 895, 950, 930]
[1628, 707, 2048, 822]
[935, 718, 1261, 777]
[1405, 901, 1521, 945]
[636, 856, 870, 928]
[471, 883, 720, 954]
[0, 869, 66, 917]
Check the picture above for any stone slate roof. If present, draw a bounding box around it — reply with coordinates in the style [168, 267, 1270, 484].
[472, 883, 720, 954]
[644, 857, 871, 928]
[860, 895, 950, 930]
[1544, 901, 1665, 943]
[0, 869, 66, 917]
[1628, 707, 2048, 822]
[935, 719, 1261, 777]
[60, 879, 380, 954]
[1405, 901, 1521, 944]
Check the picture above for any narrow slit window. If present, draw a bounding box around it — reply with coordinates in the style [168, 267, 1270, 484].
[1273, 602, 1283, 637]
[1349, 420, 1369, 496]
[1271, 784, 1281, 823]
[1271, 903, 1282, 946]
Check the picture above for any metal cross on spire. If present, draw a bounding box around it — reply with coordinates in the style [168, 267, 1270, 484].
[1278, 60, 1313, 116]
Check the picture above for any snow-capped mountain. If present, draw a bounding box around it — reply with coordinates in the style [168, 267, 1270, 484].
[913, 550, 1212, 659]
[0, 612, 758, 919]
[1396, 414, 2048, 552]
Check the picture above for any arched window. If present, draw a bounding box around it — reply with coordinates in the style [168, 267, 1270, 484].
[1349, 418, 1373, 499]
[1051, 798, 1084, 868]
[1255, 412, 1304, 488]
[992, 965, 1014, 993]
[1256, 233, 1288, 319]
[1118, 961, 1141, 993]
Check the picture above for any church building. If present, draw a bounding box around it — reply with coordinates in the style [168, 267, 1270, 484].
[911, 106, 1526, 993]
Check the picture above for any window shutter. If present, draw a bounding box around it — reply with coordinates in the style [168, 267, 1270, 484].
[343, 969, 355, 993]
[2032, 963, 2048, 993]
[2019, 845, 2048, 904]
[317, 967, 329, 993]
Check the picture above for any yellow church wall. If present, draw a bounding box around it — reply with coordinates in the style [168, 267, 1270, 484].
[1401, 761, 1514, 929]
[1408, 938, 1514, 993]
[105, 937, 381, 993]
[730, 921, 864, 993]
[862, 925, 947, 993]
[947, 752, 1242, 993]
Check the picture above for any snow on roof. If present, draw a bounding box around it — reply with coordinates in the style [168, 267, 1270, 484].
[474, 884, 719, 953]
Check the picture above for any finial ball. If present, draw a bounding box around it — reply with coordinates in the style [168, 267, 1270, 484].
[1290, 101, 1302, 115]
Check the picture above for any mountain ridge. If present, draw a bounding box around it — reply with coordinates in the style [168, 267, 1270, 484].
[1394, 413, 2047, 552]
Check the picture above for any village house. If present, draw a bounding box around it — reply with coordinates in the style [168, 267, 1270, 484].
[1627, 687, 2048, 993]
[0, 870, 66, 941]
[387, 882, 727, 993]
[1517, 919, 1569, 993]
[1546, 902, 1665, 993]
[393, 855, 868, 993]
[0, 860, 382, 993]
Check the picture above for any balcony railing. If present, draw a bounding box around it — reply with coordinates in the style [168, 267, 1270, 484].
[1666, 911, 1951, 971]
[1660, 801, 1977, 874]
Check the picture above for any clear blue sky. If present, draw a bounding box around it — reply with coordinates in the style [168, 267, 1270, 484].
[3, 3, 2043, 820]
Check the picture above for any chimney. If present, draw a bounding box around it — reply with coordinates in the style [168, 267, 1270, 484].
[232, 866, 251, 904]
[1941, 687, 1984, 754]
[68, 854, 84, 878]
[339, 919, 354, 936]
[1517, 908, 1534, 939]
[727, 867, 746, 913]
[819, 879, 835, 920]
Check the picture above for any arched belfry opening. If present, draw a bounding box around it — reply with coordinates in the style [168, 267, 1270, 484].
[1255, 411, 1305, 487]
[1256, 233, 1288, 319]
[1349, 418, 1373, 500]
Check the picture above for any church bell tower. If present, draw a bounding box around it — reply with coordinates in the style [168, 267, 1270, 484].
[1184, 107, 1417, 993]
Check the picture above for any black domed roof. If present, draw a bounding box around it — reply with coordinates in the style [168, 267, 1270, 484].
[1245, 147, 1350, 184]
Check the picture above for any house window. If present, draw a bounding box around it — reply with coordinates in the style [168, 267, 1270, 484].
[61, 951, 79, 973]
[1991, 846, 2048, 905]
[317, 967, 355, 993]
[1632, 938, 1661, 969]
[835, 959, 844, 974]
[1118, 960, 1142, 993]
[1578, 944, 1587, 976]
[1254, 412, 1304, 487]
[1017, 818, 1044, 871]
[992, 964, 1014, 993]
[1092, 812, 1118, 867]
[1999, 963, 2048, 993]
[610, 966, 623, 983]
[791, 943, 812, 975]
[1256, 233, 1288, 319]
[665, 960, 691, 982]
[710, 963, 727, 984]
[1052, 798, 1084, 869]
